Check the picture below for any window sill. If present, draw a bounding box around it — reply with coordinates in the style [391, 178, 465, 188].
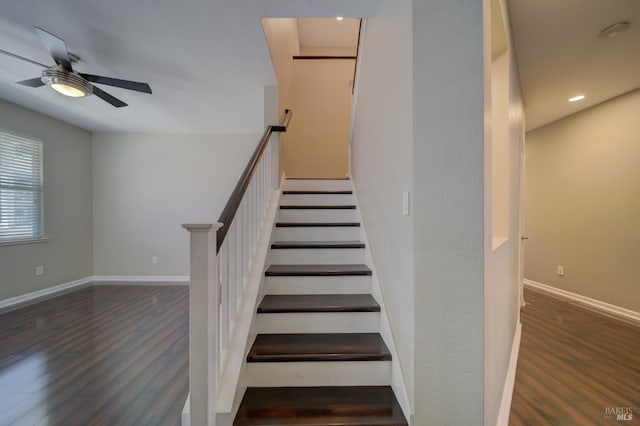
[0, 236, 49, 247]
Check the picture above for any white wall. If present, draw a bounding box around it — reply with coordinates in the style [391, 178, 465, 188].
[483, 0, 525, 423]
[413, 0, 485, 423]
[92, 132, 259, 276]
[285, 59, 353, 178]
[525, 88, 640, 312]
[0, 99, 92, 300]
[350, 0, 414, 409]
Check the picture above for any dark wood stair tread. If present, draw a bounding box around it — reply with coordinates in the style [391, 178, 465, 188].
[276, 222, 360, 227]
[247, 333, 391, 362]
[280, 205, 356, 209]
[258, 294, 380, 313]
[271, 241, 365, 249]
[265, 264, 372, 277]
[234, 386, 407, 425]
[283, 190, 353, 195]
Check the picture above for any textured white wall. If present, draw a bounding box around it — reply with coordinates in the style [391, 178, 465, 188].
[0, 99, 92, 300]
[351, 0, 414, 406]
[413, 0, 485, 423]
[92, 132, 258, 276]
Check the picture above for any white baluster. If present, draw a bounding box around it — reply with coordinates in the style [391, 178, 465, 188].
[219, 239, 229, 353]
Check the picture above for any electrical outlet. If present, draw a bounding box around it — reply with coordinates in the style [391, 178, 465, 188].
[557, 265, 565, 276]
[152, 256, 158, 264]
[35, 265, 44, 276]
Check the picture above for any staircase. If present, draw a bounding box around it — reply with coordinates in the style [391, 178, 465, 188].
[234, 178, 408, 426]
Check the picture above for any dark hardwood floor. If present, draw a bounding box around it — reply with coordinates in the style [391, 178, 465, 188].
[0, 285, 189, 426]
[510, 288, 640, 425]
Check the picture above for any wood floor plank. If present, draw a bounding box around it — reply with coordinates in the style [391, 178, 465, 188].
[258, 294, 380, 313]
[280, 205, 357, 210]
[271, 241, 365, 249]
[247, 333, 391, 362]
[509, 288, 640, 425]
[234, 386, 407, 425]
[282, 190, 353, 195]
[0, 285, 188, 425]
[265, 264, 372, 277]
[276, 222, 361, 227]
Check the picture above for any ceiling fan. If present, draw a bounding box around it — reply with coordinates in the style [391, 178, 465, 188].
[0, 27, 152, 107]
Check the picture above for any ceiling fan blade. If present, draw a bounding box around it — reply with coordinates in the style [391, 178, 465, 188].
[92, 85, 127, 107]
[0, 49, 49, 68]
[34, 27, 73, 71]
[79, 73, 152, 94]
[17, 77, 45, 88]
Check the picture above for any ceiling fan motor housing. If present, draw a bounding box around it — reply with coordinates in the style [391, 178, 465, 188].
[41, 68, 93, 96]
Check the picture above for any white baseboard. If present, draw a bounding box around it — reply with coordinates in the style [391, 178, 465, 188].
[182, 394, 190, 426]
[92, 275, 189, 284]
[0, 275, 191, 314]
[524, 279, 640, 324]
[0, 276, 93, 313]
[496, 321, 522, 426]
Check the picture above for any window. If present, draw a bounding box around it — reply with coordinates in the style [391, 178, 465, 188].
[0, 130, 44, 243]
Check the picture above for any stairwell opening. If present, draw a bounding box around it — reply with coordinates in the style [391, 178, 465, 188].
[262, 18, 361, 179]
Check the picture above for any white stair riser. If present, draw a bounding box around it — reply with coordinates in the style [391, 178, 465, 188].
[283, 179, 353, 191]
[257, 312, 380, 334]
[277, 209, 358, 222]
[275, 227, 361, 241]
[265, 276, 371, 295]
[270, 248, 365, 265]
[247, 361, 391, 387]
[281, 194, 355, 204]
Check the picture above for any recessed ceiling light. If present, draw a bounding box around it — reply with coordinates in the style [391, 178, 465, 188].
[336, 16, 344, 21]
[598, 21, 630, 38]
[569, 95, 585, 102]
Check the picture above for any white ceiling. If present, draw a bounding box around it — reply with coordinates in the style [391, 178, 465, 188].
[0, 0, 382, 133]
[3, 0, 636, 134]
[508, 0, 640, 131]
[297, 18, 360, 48]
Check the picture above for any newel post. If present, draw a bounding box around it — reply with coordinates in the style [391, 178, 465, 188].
[182, 223, 222, 426]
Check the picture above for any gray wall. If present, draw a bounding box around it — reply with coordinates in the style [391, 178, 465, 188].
[525, 88, 640, 312]
[0, 99, 92, 300]
[92, 132, 259, 276]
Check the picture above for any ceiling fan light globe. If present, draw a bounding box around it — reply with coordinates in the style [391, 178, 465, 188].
[50, 83, 86, 97]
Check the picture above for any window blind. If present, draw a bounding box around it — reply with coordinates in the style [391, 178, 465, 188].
[0, 130, 43, 241]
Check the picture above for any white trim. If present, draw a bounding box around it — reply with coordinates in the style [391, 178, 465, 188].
[524, 279, 640, 324]
[92, 275, 189, 284]
[182, 394, 190, 426]
[0, 276, 93, 313]
[496, 321, 522, 426]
